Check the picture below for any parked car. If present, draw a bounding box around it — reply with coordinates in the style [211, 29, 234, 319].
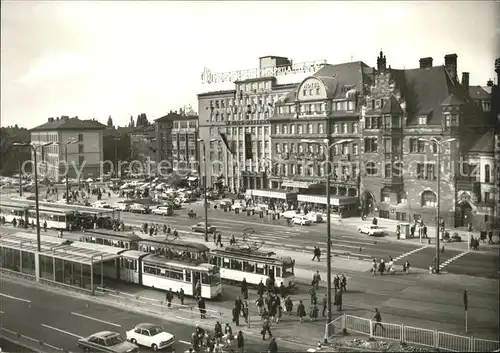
[231, 203, 246, 211]
[92, 201, 111, 208]
[77, 331, 139, 353]
[130, 203, 149, 214]
[126, 323, 175, 351]
[113, 202, 131, 212]
[358, 225, 385, 236]
[292, 215, 312, 226]
[152, 206, 173, 216]
[191, 222, 216, 233]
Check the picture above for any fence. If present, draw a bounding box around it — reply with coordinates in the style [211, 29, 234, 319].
[326, 314, 500, 352]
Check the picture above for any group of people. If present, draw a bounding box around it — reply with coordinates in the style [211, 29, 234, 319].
[140, 222, 179, 237]
[371, 256, 410, 275]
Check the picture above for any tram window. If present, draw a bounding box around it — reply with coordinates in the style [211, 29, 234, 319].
[283, 264, 294, 276]
[210, 256, 218, 265]
[185, 270, 192, 282]
[276, 267, 281, 278]
[222, 258, 230, 269]
[201, 273, 209, 284]
[230, 259, 242, 270]
[144, 264, 159, 275]
[243, 261, 255, 273]
[256, 263, 267, 275]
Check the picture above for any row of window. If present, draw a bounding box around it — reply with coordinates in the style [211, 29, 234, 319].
[172, 134, 197, 142]
[274, 122, 359, 135]
[276, 100, 357, 115]
[210, 92, 278, 109]
[272, 164, 360, 178]
[209, 126, 270, 137]
[275, 142, 358, 155]
[173, 121, 197, 129]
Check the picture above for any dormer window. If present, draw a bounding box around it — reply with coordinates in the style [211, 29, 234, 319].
[418, 115, 428, 125]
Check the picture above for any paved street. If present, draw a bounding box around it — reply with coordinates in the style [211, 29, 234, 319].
[0, 278, 296, 353]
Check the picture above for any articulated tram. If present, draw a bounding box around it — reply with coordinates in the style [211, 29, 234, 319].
[0, 200, 75, 229]
[209, 246, 296, 288]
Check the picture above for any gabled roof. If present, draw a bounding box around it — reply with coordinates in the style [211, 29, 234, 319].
[312, 61, 371, 99]
[155, 112, 198, 122]
[469, 130, 495, 153]
[31, 118, 106, 132]
[381, 95, 404, 114]
[468, 85, 491, 100]
[441, 91, 466, 106]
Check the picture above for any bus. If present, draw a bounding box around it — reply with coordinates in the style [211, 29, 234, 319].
[209, 246, 296, 288]
[119, 251, 222, 299]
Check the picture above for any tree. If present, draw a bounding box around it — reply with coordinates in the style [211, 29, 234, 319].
[107, 116, 113, 127]
[129, 116, 135, 128]
[135, 113, 149, 128]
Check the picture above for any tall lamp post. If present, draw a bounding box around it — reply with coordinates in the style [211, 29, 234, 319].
[13, 141, 53, 281]
[419, 137, 456, 274]
[197, 138, 217, 242]
[55, 138, 77, 204]
[301, 138, 353, 341]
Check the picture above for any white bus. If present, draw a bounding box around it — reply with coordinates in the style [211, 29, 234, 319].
[119, 251, 222, 299]
[209, 246, 296, 288]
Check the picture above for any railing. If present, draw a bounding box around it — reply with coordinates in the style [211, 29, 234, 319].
[1, 327, 67, 352]
[326, 313, 499, 352]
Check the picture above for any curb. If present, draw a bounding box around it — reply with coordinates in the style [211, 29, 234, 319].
[0, 272, 314, 351]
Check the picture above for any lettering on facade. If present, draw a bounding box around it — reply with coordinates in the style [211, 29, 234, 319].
[303, 82, 321, 91]
[201, 61, 327, 84]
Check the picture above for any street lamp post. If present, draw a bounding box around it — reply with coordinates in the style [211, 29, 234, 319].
[13, 141, 53, 281]
[301, 138, 353, 341]
[419, 138, 455, 274]
[197, 138, 217, 242]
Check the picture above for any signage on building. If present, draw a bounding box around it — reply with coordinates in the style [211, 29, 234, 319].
[201, 60, 327, 84]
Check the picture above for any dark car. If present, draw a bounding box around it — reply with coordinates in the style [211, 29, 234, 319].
[191, 222, 216, 233]
[77, 331, 139, 353]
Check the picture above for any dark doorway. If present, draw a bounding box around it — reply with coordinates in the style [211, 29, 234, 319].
[456, 201, 473, 227]
[361, 191, 375, 216]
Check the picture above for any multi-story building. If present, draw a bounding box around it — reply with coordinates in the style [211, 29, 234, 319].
[30, 116, 106, 181]
[198, 56, 301, 190]
[360, 52, 495, 229]
[269, 61, 374, 214]
[155, 107, 199, 175]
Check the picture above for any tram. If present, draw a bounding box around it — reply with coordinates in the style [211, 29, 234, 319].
[209, 246, 296, 288]
[0, 200, 74, 229]
[118, 250, 222, 299]
[79, 230, 141, 250]
[136, 235, 210, 261]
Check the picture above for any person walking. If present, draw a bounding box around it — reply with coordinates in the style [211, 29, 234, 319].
[313, 270, 321, 290]
[297, 300, 306, 323]
[262, 317, 272, 340]
[378, 259, 386, 275]
[333, 274, 340, 291]
[373, 308, 385, 333]
[269, 337, 278, 353]
[241, 278, 248, 300]
[341, 274, 347, 292]
[236, 331, 244, 353]
[257, 279, 265, 297]
[334, 290, 343, 311]
[198, 297, 206, 319]
[312, 246, 321, 261]
[309, 302, 319, 321]
[179, 288, 185, 305]
[279, 282, 286, 299]
[166, 288, 173, 308]
[321, 294, 327, 317]
[284, 296, 293, 315]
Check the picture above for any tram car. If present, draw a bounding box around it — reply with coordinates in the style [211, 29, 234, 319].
[116, 250, 222, 299]
[79, 230, 141, 250]
[209, 246, 296, 288]
[0, 200, 74, 229]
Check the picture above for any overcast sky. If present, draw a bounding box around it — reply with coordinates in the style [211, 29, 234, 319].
[1, 1, 499, 128]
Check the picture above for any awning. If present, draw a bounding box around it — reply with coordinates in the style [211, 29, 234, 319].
[297, 194, 358, 206]
[281, 180, 319, 189]
[248, 189, 297, 200]
[188, 177, 198, 181]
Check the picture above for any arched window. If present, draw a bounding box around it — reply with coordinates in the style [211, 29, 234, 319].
[421, 190, 437, 207]
[485, 164, 491, 183]
[381, 187, 391, 203]
[397, 191, 407, 204]
[365, 162, 377, 176]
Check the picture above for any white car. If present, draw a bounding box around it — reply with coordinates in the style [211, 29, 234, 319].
[292, 215, 312, 226]
[113, 202, 131, 211]
[231, 203, 246, 211]
[358, 225, 385, 236]
[152, 206, 172, 216]
[281, 210, 299, 219]
[126, 323, 175, 351]
[92, 201, 111, 208]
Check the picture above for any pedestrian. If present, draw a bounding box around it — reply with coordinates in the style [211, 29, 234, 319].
[179, 288, 185, 305]
[224, 323, 233, 341]
[279, 282, 286, 299]
[371, 259, 377, 275]
[284, 296, 293, 315]
[334, 290, 343, 311]
[166, 288, 173, 308]
[256, 295, 264, 316]
[236, 331, 244, 353]
[373, 308, 385, 333]
[378, 259, 386, 275]
[488, 231, 494, 244]
[269, 337, 278, 353]
[309, 302, 318, 321]
[313, 270, 321, 289]
[341, 274, 347, 292]
[309, 286, 316, 305]
[322, 294, 327, 317]
[43, 221, 47, 232]
[262, 317, 272, 340]
[333, 274, 340, 291]
[297, 300, 306, 323]
[241, 278, 248, 300]
[275, 304, 282, 324]
[312, 246, 321, 261]
[198, 297, 206, 319]
[216, 232, 222, 247]
[232, 306, 240, 326]
[214, 321, 223, 342]
[403, 260, 410, 274]
[242, 301, 249, 326]
[257, 279, 265, 297]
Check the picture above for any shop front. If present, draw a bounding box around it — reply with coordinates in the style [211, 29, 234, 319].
[246, 189, 298, 208]
[297, 194, 359, 218]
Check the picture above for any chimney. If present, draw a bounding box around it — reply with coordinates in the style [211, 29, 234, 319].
[48, 117, 54, 122]
[444, 53, 458, 81]
[376, 50, 387, 73]
[461, 72, 469, 91]
[487, 79, 493, 87]
[419, 57, 433, 69]
[56, 117, 60, 121]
